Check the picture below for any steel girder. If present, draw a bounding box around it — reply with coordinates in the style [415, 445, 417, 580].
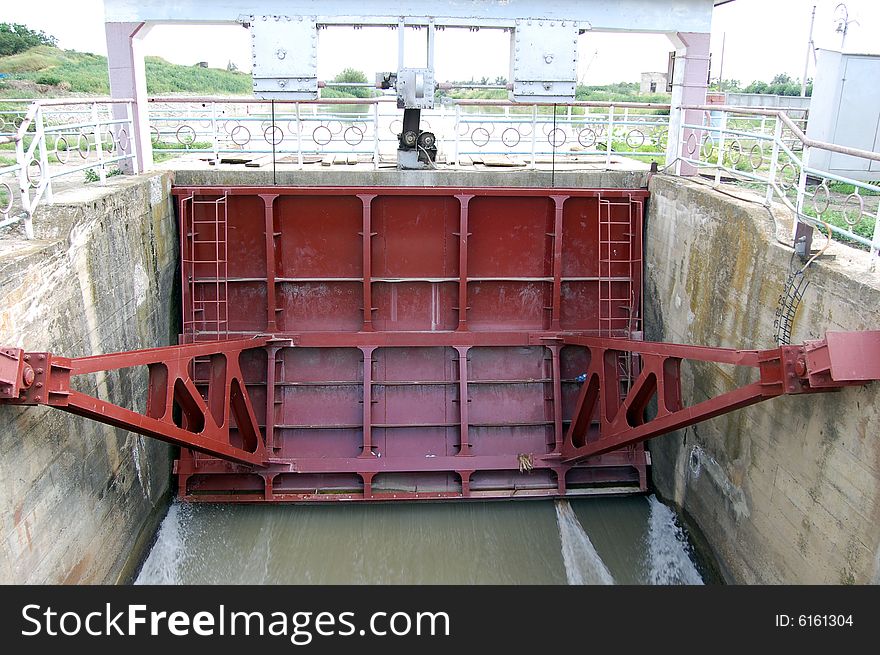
[0, 338, 277, 466]
[559, 331, 880, 464]
[2, 331, 878, 476]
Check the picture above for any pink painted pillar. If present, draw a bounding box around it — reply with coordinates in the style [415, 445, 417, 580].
[665, 31, 710, 175]
[105, 22, 153, 173]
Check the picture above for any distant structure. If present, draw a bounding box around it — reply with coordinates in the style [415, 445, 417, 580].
[807, 49, 880, 181]
[640, 71, 668, 94]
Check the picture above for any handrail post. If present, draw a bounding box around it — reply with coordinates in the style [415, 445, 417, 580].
[765, 116, 783, 205]
[453, 104, 461, 166]
[14, 126, 33, 238]
[372, 102, 379, 171]
[714, 109, 727, 185]
[606, 105, 614, 168]
[296, 103, 304, 170]
[126, 101, 139, 175]
[210, 102, 219, 163]
[530, 105, 537, 169]
[872, 202, 880, 257]
[36, 105, 52, 201]
[92, 103, 106, 185]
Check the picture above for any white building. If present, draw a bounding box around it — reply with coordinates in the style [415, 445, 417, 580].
[806, 49, 880, 181]
[640, 72, 668, 94]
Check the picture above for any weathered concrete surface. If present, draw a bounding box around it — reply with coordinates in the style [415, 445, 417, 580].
[166, 161, 650, 189]
[645, 175, 880, 584]
[0, 172, 177, 583]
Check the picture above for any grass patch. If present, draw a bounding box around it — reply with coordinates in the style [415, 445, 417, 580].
[84, 166, 123, 183]
[0, 46, 254, 96]
[151, 139, 212, 162]
[827, 181, 880, 196]
[803, 206, 876, 249]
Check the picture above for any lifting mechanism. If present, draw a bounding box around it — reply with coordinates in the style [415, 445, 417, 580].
[245, 10, 584, 169]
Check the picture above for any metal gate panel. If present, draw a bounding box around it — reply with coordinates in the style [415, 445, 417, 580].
[173, 186, 648, 502]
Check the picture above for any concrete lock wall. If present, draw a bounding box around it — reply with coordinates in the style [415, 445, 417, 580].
[645, 175, 880, 584]
[0, 172, 177, 583]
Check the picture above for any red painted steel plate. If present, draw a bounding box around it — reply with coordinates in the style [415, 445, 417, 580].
[172, 186, 648, 502]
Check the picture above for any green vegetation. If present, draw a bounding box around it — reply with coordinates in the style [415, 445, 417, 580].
[84, 166, 123, 183]
[827, 181, 880, 196]
[151, 140, 212, 162]
[0, 23, 57, 57]
[324, 67, 377, 98]
[711, 73, 812, 97]
[437, 78, 671, 108]
[802, 206, 876, 247]
[0, 45, 253, 96]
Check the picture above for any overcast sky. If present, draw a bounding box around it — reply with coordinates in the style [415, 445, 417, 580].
[3, 1, 879, 85]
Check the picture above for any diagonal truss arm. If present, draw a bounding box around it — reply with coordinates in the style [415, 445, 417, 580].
[0, 338, 276, 467]
[559, 331, 880, 465]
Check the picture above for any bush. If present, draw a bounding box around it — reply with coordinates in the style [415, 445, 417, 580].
[35, 72, 61, 86]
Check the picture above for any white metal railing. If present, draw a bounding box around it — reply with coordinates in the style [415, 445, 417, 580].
[675, 104, 880, 256]
[447, 99, 669, 166]
[0, 98, 138, 237]
[148, 96, 384, 167]
[146, 96, 671, 170]
[20, 95, 875, 259]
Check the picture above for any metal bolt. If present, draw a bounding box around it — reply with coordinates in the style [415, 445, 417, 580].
[23, 354, 30, 362]
[34, 395, 42, 402]
[276, 48, 287, 60]
[794, 358, 807, 377]
[544, 54, 554, 64]
[22, 366, 34, 388]
[35, 382, 43, 389]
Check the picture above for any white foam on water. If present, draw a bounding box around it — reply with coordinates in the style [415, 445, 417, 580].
[555, 500, 614, 585]
[135, 502, 188, 585]
[646, 495, 703, 585]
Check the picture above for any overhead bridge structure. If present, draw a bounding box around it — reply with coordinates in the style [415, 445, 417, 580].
[2, 185, 878, 502]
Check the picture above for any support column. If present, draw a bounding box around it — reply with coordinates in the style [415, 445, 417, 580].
[361, 472, 374, 499]
[549, 344, 564, 453]
[549, 195, 566, 330]
[454, 194, 473, 331]
[455, 346, 471, 456]
[360, 346, 376, 458]
[264, 344, 281, 453]
[105, 22, 153, 172]
[259, 194, 279, 332]
[665, 31, 711, 175]
[358, 195, 377, 331]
